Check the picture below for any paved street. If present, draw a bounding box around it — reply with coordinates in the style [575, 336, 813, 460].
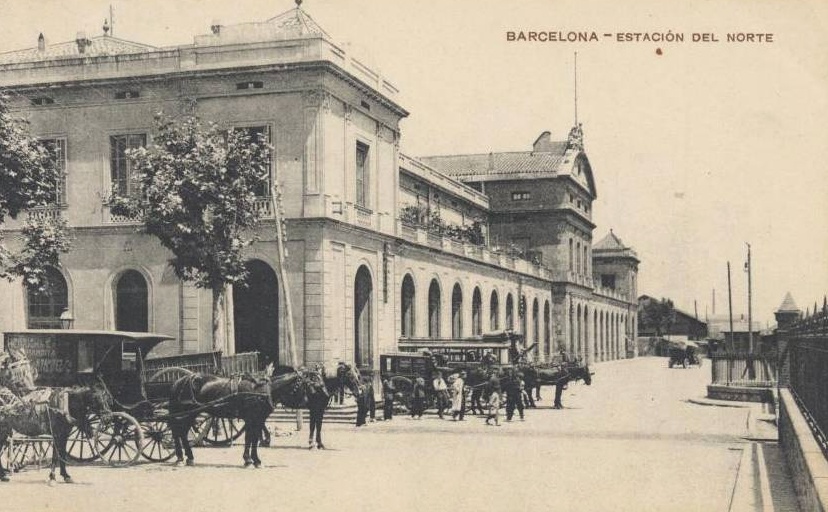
[3, 357, 774, 512]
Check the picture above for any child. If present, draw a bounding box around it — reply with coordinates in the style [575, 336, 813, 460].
[485, 383, 501, 426]
[411, 377, 426, 419]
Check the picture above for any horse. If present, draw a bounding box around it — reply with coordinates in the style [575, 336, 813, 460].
[168, 368, 324, 467]
[305, 363, 362, 450]
[0, 385, 113, 483]
[525, 362, 592, 409]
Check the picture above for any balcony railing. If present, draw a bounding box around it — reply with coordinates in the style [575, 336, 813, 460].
[254, 196, 274, 218]
[27, 205, 64, 221]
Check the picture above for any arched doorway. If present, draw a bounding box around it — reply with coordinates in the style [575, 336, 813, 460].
[354, 266, 373, 369]
[115, 270, 148, 332]
[451, 283, 463, 338]
[428, 279, 441, 338]
[26, 266, 68, 329]
[401, 274, 415, 338]
[233, 260, 279, 365]
[532, 298, 539, 356]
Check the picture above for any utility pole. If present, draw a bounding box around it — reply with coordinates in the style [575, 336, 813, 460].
[727, 262, 734, 352]
[271, 181, 302, 430]
[746, 243, 753, 353]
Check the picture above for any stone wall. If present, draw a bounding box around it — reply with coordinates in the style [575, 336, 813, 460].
[778, 389, 828, 512]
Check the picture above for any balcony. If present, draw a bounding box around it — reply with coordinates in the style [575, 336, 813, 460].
[27, 205, 64, 221]
[395, 218, 553, 281]
[253, 196, 275, 218]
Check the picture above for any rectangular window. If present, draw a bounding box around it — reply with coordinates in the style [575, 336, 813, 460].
[511, 191, 531, 201]
[236, 81, 264, 90]
[235, 126, 271, 197]
[114, 91, 140, 100]
[355, 142, 370, 208]
[601, 274, 616, 289]
[110, 134, 146, 196]
[40, 138, 67, 205]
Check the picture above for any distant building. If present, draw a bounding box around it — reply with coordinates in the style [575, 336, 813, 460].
[637, 295, 707, 342]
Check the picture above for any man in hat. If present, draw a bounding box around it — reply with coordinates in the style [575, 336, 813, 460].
[432, 371, 448, 419]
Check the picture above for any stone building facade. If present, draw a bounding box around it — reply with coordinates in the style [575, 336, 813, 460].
[0, 6, 639, 373]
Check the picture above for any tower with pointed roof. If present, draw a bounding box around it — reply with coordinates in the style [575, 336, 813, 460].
[774, 292, 801, 329]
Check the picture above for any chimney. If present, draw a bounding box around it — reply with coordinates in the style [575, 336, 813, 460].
[210, 20, 222, 35]
[37, 33, 46, 51]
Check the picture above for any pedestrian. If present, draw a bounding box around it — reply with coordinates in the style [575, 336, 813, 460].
[382, 377, 395, 421]
[485, 381, 501, 426]
[411, 377, 426, 419]
[505, 370, 524, 422]
[519, 375, 531, 409]
[335, 361, 347, 404]
[356, 376, 375, 427]
[432, 371, 448, 419]
[451, 372, 465, 421]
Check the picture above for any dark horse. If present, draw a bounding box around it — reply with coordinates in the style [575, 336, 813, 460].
[168, 369, 325, 467]
[306, 363, 362, 449]
[0, 385, 112, 483]
[523, 363, 592, 409]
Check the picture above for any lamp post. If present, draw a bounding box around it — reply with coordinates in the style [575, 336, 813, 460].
[59, 308, 74, 329]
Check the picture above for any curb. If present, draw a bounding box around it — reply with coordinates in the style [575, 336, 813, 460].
[687, 397, 755, 408]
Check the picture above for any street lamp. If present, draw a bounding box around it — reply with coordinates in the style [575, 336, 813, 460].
[59, 308, 74, 329]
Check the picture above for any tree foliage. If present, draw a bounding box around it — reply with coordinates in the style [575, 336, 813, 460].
[639, 297, 677, 337]
[0, 92, 71, 289]
[110, 113, 272, 290]
[109, 113, 272, 349]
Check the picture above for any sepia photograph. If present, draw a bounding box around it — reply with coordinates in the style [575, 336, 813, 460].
[0, 0, 826, 510]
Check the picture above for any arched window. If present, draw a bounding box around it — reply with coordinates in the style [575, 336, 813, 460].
[115, 270, 148, 332]
[27, 266, 68, 329]
[505, 294, 514, 331]
[532, 298, 540, 355]
[354, 266, 373, 368]
[472, 287, 482, 336]
[543, 301, 551, 356]
[451, 283, 463, 338]
[428, 279, 441, 338]
[489, 291, 500, 331]
[401, 274, 415, 338]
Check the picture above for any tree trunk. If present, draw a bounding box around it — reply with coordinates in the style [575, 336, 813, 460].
[212, 287, 227, 353]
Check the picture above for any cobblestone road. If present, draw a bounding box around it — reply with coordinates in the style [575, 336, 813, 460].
[3, 357, 772, 512]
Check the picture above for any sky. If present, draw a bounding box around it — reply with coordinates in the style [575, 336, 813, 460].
[1, 0, 826, 325]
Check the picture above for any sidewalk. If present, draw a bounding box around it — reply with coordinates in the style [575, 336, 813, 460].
[687, 394, 800, 511]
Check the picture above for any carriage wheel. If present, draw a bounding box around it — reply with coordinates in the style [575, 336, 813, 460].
[66, 413, 102, 463]
[199, 416, 245, 446]
[9, 437, 52, 472]
[93, 412, 144, 467]
[139, 420, 175, 462]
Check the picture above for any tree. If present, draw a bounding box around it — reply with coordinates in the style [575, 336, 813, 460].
[639, 297, 677, 338]
[0, 93, 71, 290]
[110, 113, 272, 351]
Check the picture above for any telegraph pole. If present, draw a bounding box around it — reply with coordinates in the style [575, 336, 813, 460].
[727, 262, 734, 352]
[746, 243, 753, 354]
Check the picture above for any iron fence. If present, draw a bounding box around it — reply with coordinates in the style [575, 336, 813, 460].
[789, 339, 828, 458]
[709, 352, 777, 387]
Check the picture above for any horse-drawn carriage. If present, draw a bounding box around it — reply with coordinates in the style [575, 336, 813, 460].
[667, 340, 703, 369]
[1, 329, 179, 468]
[1, 330, 274, 470]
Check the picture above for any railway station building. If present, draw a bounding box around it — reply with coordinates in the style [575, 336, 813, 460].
[0, 5, 639, 375]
